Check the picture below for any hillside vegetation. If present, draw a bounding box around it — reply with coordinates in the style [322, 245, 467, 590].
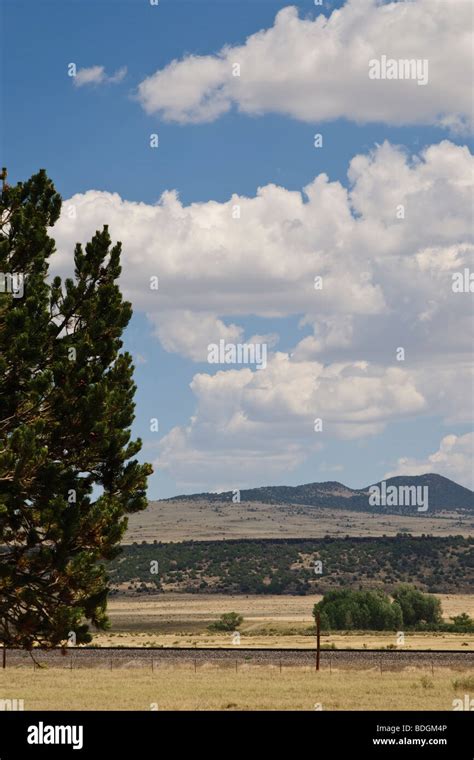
[108, 535, 474, 595]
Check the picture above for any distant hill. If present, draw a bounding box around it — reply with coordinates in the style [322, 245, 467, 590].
[163, 474, 473, 514]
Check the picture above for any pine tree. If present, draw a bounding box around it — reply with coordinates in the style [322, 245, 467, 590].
[0, 169, 152, 650]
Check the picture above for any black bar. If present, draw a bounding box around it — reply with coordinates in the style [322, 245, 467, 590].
[0, 711, 472, 758]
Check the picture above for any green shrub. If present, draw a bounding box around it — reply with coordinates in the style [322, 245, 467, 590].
[449, 613, 474, 632]
[420, 676, 434, 689]
[208, 612, 244, 632]
[452, 676, 474, 690]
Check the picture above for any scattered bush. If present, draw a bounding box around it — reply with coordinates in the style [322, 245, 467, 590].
[107, 536, 473, 596]
[420, 676, 434, 689]
[449, 613, 474, 632]
[452, 676, 474, 691]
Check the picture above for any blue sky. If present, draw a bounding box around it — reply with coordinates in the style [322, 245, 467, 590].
[3, 0, 454, 203]
[2, 0, 473, 498]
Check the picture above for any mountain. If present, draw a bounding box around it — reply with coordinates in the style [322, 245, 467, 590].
[163, 474, 473, 514]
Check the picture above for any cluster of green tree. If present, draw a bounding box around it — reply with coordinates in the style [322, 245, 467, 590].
[107, 535, 473, 595]
[313, 585, 474, 632]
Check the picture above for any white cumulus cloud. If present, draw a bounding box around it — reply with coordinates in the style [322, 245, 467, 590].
[51, 140, 473, 488]
[137, 1, 473, 131]
[53, 140, 473, 365]
[156, 354, 426, 490]
[385, 433, 474, 489]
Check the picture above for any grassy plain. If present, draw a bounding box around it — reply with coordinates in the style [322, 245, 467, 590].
[124, 500, 473, 542]
[2, 667, 473, 711]
[90, 593, 474, 649]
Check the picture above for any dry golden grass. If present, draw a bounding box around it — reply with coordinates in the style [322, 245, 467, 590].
[437, 594, 474, 618]
[106, 593, 474, 625]
[93, 593, 474, 650]
[94, 631, 474, 650]
[93, 629, 474, 650]
[1, 666, 472, 711]
[125, 500, 473, 542]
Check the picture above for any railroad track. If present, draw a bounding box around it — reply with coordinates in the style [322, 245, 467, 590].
[4, 647, 474, 670]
